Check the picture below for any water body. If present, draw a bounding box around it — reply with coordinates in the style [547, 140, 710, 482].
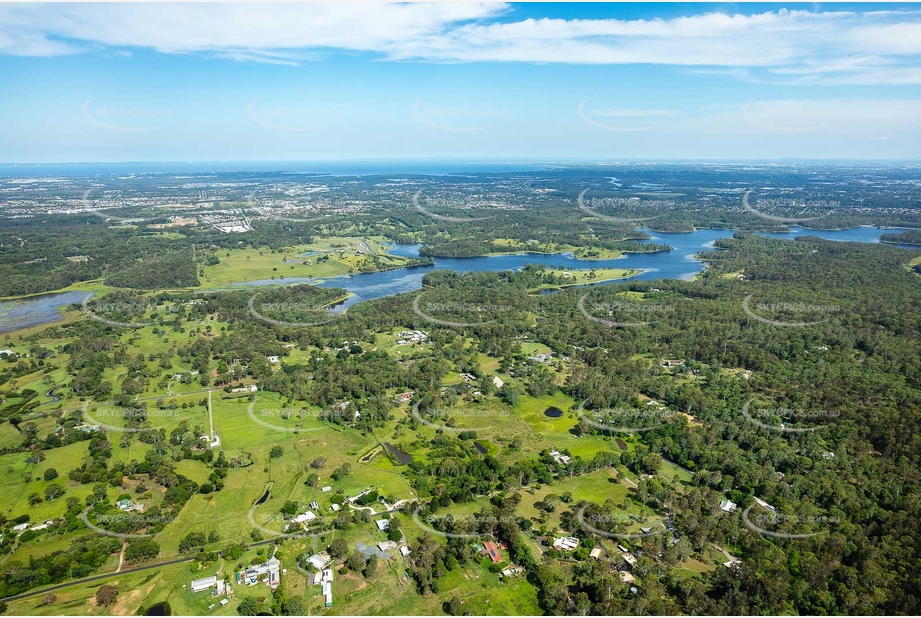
[473, 441, 488, 454]
[0, 290, 90, 334]
[544, 407, 564, 418]
[1, 226, 916, 333]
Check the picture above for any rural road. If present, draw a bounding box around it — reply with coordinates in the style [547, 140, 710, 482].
[1, 539, 277, 604]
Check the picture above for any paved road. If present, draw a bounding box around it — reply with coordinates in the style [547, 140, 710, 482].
[1, 539, 278, 603]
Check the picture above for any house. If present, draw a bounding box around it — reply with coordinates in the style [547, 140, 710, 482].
[529, 353, 551, 364]
[0, 349, 15, 357]
[306, 552, 330, 570]
[492, 376, 504, 389]
[219, 599, 229, 607]
[242, 557, 281, 589]
[395, 391, 414, 403]
[330, 503, 340, 512]
[321, 486, 332, 492]
[267, 356, 280, 364]
[719, 500, 737, 513]
[589, 547, 603, 560]
[549, 450, 571, 466]
[619, 571, 636, 584]
[621, 553, 638, 569]
[500, 566, 522, 577]
[375, 519, 390, 532]
[400, 546, 411, 557]
[377, 541, 398, 552]
[460, 373, 476, 382]
[191, 576, 218, 594]
[230, 384, 257, 394]
[754, 497, 776, 513]
[483, 540, 502, 563]
[292, 511, 317, 525]
[117, 499, 133, 511]
[723, 559, 742, 569]
[552, 537, 579, 551]
[12, 523, 29, 533]
[316, 567, 334, 608]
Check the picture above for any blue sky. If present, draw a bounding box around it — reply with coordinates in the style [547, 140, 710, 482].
[1, 2, 920, 162]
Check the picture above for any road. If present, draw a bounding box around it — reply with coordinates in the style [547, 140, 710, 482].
[1, 539, 277, 603]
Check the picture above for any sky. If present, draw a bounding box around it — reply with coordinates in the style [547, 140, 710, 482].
[1, 2, 921, 163]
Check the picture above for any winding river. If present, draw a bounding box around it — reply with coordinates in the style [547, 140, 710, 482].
[1, 226, 917, 332]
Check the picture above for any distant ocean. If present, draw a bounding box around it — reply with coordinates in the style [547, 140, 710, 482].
[0, 160, 568, 177]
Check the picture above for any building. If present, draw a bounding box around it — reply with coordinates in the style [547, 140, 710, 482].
[483, 540, 502, 563]
[395, 391, 414, 402]
[117, 499, 134, 511]
[316, 567, 334, 608]
[12, 523, 29, 534]
[292, 511, 317, 525]
[719, 500, 737, 513]
[553, 537, 580, 551]
[492, 376, 504, 389]
[619, 571, 636, 584]
[241, 557, 281, 589]
[321, 485, 332, 492]
[377, 541, 398, 552]
[754, 497, 776, 513]
[621, 552, 638, 569]
[375, 519, 390, 532]
[400, 546, 411, 557]
[500, 566, 522, 578]
[306, 552, 330, 570]
[267, 356, 280, 364]
[191, 576, 218, 594]
[589, 547, 603, 560]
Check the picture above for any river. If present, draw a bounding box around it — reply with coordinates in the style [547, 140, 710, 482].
[1, 226, 917, 331]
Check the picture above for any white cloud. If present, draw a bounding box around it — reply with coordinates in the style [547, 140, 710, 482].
[1, 4, 920, 84]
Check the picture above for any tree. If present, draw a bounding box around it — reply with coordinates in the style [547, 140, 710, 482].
[329, 538, 348, 558]
[96, 584, 118, 607]
[346, 550, 366, 572]
[269, 446, 284, 459]
[363, 554, 379, 578]
[41, 593, 57, 606]
[43, 468, 59, 481]
[305, 473, 319, 487]
[237, 596, 261, 616]
[310, 457, 326, 469]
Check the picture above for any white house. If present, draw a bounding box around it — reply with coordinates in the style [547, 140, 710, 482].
[719, 500, 738, 513]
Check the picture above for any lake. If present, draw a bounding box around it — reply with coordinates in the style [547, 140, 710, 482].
[0, 290, 91, 334]
[1, 226, 917, 332]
